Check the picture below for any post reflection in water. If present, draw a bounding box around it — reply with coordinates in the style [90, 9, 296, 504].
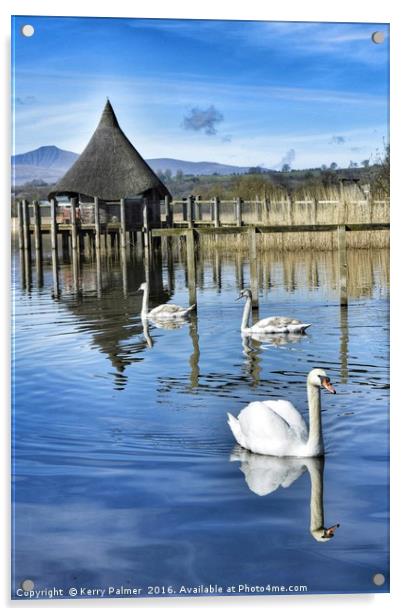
[213, 251, 222, 291]
[231, 447, 340, 542]
[96, 248, 102, 298]
[188, 316, 200, 389]
[235, 251, 244, 291]
[23, 249, 32, 290]
[18, 249, 25, 291]
[340, 305, 349, 383]
[35, 249, 43, 288]
[120, 247, 128, 298]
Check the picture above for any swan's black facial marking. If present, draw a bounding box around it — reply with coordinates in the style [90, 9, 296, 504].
[236, 289, 252, 301]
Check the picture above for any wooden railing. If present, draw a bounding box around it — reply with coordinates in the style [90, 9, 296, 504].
[160, 195, 389, 228]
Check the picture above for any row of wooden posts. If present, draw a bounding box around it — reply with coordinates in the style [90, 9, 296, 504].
[16, 196, 389, 308]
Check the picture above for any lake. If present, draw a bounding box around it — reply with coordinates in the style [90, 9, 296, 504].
[12, 242, 390, 599]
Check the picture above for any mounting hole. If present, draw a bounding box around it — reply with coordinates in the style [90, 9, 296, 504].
[373, 573, 385, 586]
[21, 579, 35, 591]
[371, 31, 385, 44]
[21, 24, 35, 38]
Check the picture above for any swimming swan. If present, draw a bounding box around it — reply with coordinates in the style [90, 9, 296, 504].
[237, 288, 311, 334]
[138, 281, 196, 320]
[227, 368, 336, 457]
[230, 449, 340, 541]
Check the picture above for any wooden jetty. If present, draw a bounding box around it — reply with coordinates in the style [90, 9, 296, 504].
[16, 193, 389, 308]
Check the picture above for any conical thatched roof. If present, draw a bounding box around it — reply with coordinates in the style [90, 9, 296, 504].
[49, 100, 171, 201]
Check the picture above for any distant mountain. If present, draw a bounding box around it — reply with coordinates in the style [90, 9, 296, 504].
[12, 146, 263, 185]
[146, 158, 253, 176]
[12, 146, 79, 185]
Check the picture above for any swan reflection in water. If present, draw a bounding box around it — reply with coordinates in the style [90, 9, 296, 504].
[148, 317, 191, 330]
[230, 447, 340, 542]
[242, 331, 307, 351]
[141, 315, 200, 388]
[141, 311, 193, 348]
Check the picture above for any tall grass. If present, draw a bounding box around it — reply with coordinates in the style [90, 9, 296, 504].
[169, 184, 389, 250]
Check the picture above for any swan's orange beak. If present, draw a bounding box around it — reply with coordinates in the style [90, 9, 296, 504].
[321, 377, 336, 394]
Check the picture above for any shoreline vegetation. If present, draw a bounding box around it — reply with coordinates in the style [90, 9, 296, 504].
[11, 147, 389, 251]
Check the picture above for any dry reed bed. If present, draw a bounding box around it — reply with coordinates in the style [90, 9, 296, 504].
[197, 229, 389, 251]
[171, 197, 389, 250]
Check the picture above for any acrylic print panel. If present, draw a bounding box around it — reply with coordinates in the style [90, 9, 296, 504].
[11, 15, 390, 600]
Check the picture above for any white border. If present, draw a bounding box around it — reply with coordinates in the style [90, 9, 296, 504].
[2, 1, 406, 614]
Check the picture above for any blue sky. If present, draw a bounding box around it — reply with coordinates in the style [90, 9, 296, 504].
[12, 16, 389, 169]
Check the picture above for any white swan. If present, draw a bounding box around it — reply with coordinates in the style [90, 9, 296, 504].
[227, 368, 336, 457]
[237, 288, 311, 334]
[138, 281, 196, 320]
[230, 449, 340, 541]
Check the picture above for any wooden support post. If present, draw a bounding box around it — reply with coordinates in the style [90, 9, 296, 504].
[17, 200, 24, 251]
[312, 199, 318, 225]
[195, 196, 202, 221]
[33, 201, 42, 253]
[248, 227, 259, 308]
[213, 196, 220, 228]
[339, 180, 347, 224]
[263, 196, 269, 223]
[120, 198, 126, 249]
[287, 196, 293, 226]
[186, 229, 197, 307]
[167, 197, 174, 227]
[22, 199, 31, 256]
[33, 201, 43, 286]
[50, 198, 59, 296]
[338, 224, 348, 306]
[255, 198, 261, 222]
[94, 196, 101, 253]
[79, 232, 85, 256]
[235, 197, 242, 227]
[368, 195, 373, 223]
[70, 198, 79, 292]
[186, 195, 194, 228]
[70, 197, 78, 252]
[88, 231, 94, 259]
[62, 232, 70, 261]
[163, 195, 171, 227]
[182, 198, 187, 222]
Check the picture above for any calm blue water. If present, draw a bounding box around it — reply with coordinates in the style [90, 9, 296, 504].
[12, 246, 389, 599]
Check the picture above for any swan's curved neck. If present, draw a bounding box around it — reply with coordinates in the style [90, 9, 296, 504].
[141, 283, 149, 317]
[306, 382, 324, 455]
[241, 296, 252, 331]
[306, 458, 324, 534]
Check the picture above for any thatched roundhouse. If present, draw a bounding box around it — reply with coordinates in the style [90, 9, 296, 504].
[49, 100, 171, 226]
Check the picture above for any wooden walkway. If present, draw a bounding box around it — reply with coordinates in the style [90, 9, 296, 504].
[16, 196, 390, 308]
